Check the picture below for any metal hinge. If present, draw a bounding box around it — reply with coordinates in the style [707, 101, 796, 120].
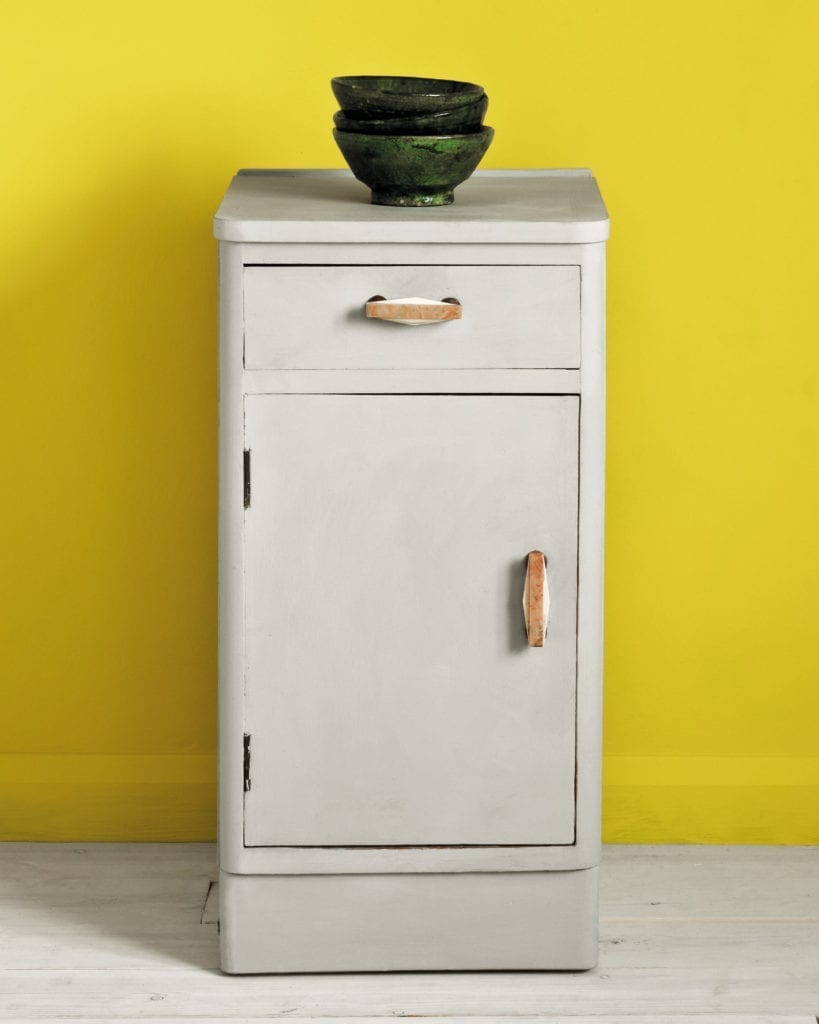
[243, 450, 251, 509]
[243, 733, 251, 792]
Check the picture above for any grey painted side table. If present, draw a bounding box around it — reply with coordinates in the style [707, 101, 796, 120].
[214, 170, 609, 973]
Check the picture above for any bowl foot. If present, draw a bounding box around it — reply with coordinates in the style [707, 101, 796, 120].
[371, 188, 455, 207]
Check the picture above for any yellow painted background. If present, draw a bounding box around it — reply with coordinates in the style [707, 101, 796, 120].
[2, 1, 817, 842]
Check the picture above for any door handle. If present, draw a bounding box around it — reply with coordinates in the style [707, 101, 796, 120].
[365, 295, 461, 325]
[523, 550, 549, 647]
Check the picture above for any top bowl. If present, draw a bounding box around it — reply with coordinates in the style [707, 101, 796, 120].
[331, 75, 485, 115]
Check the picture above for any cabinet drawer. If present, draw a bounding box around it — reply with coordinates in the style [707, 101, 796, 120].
[243, 264, 580, 370]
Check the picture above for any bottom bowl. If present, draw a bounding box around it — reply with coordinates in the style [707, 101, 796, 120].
[333, 126, 494, 206]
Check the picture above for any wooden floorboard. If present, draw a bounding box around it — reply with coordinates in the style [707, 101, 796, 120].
[601, 845, 819, 921]
[6, 1019, 817, 1024]
[2, 968, 817, 1016]
[0, 843, 816, 1019]
[5, 1019, 817, 1024]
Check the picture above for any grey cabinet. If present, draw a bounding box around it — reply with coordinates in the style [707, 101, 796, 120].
[215, 170, 609, 973]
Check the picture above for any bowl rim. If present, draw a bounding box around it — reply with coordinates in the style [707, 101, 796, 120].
[331, 74, 485, 98]
[332, 125, 494, 143]
[335, 99, 486, 121]
[333, 109, 486, 130]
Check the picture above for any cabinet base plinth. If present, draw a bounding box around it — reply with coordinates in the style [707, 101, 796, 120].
[219, 866, 598, 974]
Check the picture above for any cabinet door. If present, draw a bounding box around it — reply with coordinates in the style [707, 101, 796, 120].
[244, 395, 579, 847]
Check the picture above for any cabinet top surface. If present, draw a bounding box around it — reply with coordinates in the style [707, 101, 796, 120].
[214, 169, 609, 244]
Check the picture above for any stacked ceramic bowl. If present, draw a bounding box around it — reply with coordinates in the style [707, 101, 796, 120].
[331, 76, 494, 207]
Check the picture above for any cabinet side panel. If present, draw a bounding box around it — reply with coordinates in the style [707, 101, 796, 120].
[576, 242, 606, 862]
[218, 241, 247, 872]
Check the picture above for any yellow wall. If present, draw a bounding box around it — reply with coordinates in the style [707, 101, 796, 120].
[2, 0, 817, 843]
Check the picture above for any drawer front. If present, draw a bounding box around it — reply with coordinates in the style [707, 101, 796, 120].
[244, 264, 580, 370]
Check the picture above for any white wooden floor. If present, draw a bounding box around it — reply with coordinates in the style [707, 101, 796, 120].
[0, 844, 816, 1022]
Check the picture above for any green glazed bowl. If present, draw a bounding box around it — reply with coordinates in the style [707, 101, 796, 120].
[331, 75, 485, 115]
[334, 95, 488, 136]
[333, 126, 495, 206]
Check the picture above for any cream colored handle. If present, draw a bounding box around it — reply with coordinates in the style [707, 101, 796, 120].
[365, 295, 461, 326]
[522, 551, 549, 647]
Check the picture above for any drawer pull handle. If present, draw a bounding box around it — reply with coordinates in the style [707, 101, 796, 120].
[523, 551, 549, 647]
[365, 295, 462, 326]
